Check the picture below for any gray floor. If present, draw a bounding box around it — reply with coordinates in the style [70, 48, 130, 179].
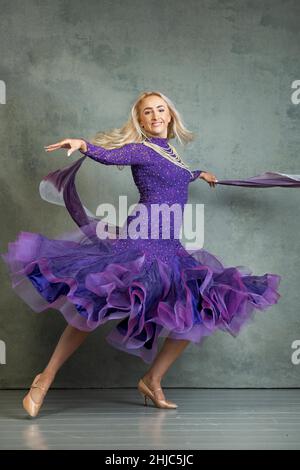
[0, 388, 300, 449]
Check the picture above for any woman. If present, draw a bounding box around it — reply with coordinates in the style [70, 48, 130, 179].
[1, 91, 281, 417]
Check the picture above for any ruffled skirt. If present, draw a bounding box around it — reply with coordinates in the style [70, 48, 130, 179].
[1, 227, 281, 364]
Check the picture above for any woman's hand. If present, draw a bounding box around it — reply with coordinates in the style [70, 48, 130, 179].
[44, 138, 87, 157]
[200, 171, 218, 188]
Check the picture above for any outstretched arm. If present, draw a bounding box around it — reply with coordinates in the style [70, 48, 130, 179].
[44, 138, 152, 166]
[190, 169, 205, 182]
[190, 169, 218, 188]
[79, 139, 152, 166]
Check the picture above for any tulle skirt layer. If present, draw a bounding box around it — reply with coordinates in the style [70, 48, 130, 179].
[1, 227, 281, 363]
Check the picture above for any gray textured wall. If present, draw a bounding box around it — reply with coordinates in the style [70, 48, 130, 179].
[1, 0, 300, 388]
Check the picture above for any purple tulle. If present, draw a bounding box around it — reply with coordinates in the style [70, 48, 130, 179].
[1, 138, 290, 363]
[2, 228, 281, 363]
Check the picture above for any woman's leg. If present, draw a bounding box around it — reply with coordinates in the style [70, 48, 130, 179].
[142, 337, 190, 401]
[30, 324, 90, 402]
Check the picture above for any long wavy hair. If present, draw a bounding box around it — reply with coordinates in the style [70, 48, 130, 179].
[89, 90, 196, 169]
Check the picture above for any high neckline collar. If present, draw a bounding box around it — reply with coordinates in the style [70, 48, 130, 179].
[145, 135, 169, 145]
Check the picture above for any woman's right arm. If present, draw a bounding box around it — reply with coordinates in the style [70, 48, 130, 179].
[79, 139, 152, 166]
[45, 138, 152, 166]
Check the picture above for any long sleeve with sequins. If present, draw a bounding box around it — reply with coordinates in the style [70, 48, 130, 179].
[79, 139, 152, 166]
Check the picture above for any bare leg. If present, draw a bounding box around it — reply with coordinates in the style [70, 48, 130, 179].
[142, 337, 190, 401]
[30, 324, 90, 402]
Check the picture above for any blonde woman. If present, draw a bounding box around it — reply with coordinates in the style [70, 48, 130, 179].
[2, 91, 281, 417]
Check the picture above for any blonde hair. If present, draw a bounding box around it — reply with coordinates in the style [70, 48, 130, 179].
[89, 90, 196, 169]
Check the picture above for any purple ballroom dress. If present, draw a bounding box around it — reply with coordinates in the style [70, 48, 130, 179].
[1, 136, 282, 363]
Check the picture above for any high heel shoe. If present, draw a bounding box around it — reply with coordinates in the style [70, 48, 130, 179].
[22, 373, 50, 417]
[137, 378, 178, 409]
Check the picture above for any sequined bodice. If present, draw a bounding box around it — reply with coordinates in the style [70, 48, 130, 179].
[132, 136, 192, 207]
[80, 135, 203, 241]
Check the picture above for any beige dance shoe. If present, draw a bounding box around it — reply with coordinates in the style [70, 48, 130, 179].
[23, 373, 50, 418]
[137, 378, 178, 409]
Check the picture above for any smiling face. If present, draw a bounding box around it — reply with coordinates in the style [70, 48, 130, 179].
[138, 95, 172, 138]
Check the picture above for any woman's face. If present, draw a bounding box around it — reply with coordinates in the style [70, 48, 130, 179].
[139, 95, 171, 138]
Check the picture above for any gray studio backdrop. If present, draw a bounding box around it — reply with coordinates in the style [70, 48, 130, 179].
[1, 0, 300, 388]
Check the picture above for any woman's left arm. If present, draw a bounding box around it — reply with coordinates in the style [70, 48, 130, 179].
[190, 170, 205, 182]
[191, 170, 218, 188]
